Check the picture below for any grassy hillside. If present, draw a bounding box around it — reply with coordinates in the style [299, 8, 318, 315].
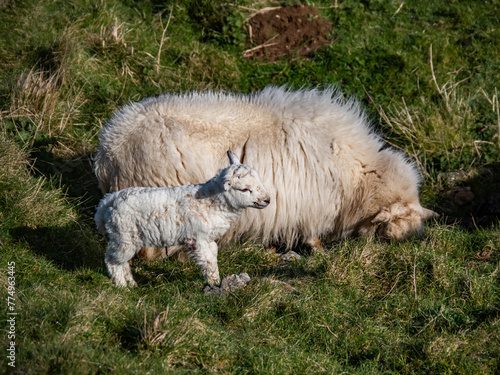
[1, 0, 499, 373]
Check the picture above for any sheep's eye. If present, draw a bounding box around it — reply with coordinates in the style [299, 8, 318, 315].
[240, 188, 251, 193]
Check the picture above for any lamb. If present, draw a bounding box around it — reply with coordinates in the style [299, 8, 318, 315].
[94, 151, 270, 286]
[94, 86, 437, 255]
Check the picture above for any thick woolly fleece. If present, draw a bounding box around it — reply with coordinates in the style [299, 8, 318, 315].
[95, 86, 436, 249]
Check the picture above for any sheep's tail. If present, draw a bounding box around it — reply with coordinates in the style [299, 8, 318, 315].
[94, 145, 113, 194]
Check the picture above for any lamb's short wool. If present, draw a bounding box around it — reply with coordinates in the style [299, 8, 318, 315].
[94, 151, 270, 286]
[95, 86, 437, 252]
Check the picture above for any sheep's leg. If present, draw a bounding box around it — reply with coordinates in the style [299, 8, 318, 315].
[184, 239, 220, 285]
[136, 246, 167, 260]
[105, 242, 138, 287]
[306, 237, 324, 252]
[167, 245, 190, 262]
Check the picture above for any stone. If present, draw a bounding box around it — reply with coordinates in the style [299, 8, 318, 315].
[279, 251, 302, 264]
[204, 273, 251, 295]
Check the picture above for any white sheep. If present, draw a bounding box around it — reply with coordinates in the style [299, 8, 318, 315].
[94, 151, 270, 286]
[94, 86, 437, 255]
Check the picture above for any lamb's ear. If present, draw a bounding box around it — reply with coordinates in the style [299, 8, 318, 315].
[223, 179, 232, 191]
[372, 209, 391, 224]
[227, 150, 241, 165]
[422, 208, 439, 221]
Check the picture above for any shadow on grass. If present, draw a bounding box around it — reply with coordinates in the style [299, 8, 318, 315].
[131, 258, 203, 288]
[437, 162, 500, 230]
[114, 324, 143, 352]
[249, 253, 329, 282]
[10, 223, 105, 271]
[29, 142, 103, 222]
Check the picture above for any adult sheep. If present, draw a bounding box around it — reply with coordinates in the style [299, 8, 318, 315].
[94, 86, 437, 255]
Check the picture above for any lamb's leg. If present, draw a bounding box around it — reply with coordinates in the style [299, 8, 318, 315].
[184, 239, 220, 285]
[105, 242, 138, 287]
[207, 241, 220, 285]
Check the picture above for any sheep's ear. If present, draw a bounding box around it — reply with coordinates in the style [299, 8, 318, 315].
[223, 179, 232, 191]
[422, 208, 439, 221]
[227, 150, 241, 165]
[372, 209, 391, 224]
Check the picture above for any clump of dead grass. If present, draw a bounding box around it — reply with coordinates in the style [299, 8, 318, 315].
[138, 306, 209, 368]
[5, 45, 88, 153]
[0, 135, 77, 228]
[377, 46, 499, 180]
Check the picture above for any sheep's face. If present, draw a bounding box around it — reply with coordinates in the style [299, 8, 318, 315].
[223, 165, 271, 210]
[221, 151, 270, 211]
[357, 201, 438, 241]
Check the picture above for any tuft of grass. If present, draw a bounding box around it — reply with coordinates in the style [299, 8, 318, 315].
[378, 61, 499, 178]
[0, 137, 73, 229]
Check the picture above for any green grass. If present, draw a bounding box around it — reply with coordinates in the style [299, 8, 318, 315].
[1, 0, 499, 373]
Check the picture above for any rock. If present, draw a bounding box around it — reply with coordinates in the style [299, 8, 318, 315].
[279, 251, 302, 264]
[204, 273, 251, 295]
[440, 171, 469, 185]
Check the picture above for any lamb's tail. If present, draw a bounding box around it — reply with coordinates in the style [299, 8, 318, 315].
[94, 194, 114, 237]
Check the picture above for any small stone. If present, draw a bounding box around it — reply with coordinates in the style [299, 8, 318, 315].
[204, 273, 251, 295]
[440, 171, 469, 185]
[279, 251, 302, 263]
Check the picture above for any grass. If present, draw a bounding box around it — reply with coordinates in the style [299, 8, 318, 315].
[1, 0, 499, 373]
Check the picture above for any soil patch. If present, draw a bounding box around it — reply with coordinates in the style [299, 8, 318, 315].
[244, 5, 333, 61]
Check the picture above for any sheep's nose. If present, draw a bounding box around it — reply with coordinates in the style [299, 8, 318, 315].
[263, 197, 270, 205]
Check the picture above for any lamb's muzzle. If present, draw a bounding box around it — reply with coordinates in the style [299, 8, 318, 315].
[254, 197, 270, 209]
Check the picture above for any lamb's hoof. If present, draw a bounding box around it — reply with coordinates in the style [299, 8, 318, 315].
[128, 280, 138, 288]
[204, 273, 251, 295]
[113, 280, 138, 288]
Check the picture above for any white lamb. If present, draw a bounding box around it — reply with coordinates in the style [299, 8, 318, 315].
[94, 151, 270, 287]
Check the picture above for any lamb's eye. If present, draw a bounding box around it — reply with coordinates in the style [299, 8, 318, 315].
[240, 188, 251, 193]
